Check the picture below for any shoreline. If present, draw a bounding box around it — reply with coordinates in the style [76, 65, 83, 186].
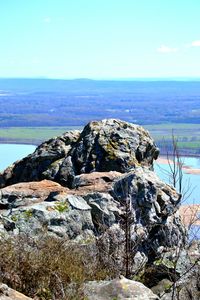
[0, 140, 39, 146]
[156, 156, 200, 175]
[159, 153, 200, 158]
[179, 204, 200, 227]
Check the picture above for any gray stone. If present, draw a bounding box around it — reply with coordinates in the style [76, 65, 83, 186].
[70, 119, 159, 175]
[84, 276, 160, 299]
[67, 194, 91, 210]
[0, 167, 185, 262]
[151, 279, 172, 298]
[0, 283, 33, 300]
[0, 130, 80, 187]
[112, 167, 185, 255]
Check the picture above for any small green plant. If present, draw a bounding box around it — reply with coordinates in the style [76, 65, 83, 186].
[54, 201, 69, 213]
[11, 214, 20, 222]
[11, 210, 33, 223]
[81, 236, 95, 245]
[164, 282, 172, 292]
[154, 258, 175, 269]
[23, 209, 33, 221]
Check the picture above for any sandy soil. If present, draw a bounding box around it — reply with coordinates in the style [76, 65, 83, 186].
[156, 157, 200, 175]
[183, 168, 200, 175]
[179, 204, 200, 226]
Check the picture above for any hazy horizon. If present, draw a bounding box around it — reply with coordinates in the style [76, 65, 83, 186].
[1, 77, 200, 82]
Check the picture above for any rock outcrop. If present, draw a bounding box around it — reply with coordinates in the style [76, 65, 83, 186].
[0, 130, 80, 188]
[0, 118, 190, 299]
[0, 119, 159, 188]
[0, 119, 186, 265]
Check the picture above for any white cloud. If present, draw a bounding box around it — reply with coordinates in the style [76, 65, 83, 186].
[191, 40, 200, 47]
[43, 17, 51, 23]
[157, 45, 178, 53]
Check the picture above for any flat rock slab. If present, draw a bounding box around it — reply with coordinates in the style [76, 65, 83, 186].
[72, 171, 122, 194]
[0, 180, 68, 209]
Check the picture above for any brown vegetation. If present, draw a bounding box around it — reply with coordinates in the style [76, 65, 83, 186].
[0, 235, 114, 300]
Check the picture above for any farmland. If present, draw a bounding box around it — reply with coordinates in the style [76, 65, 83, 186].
[0, 123, 199, 156]
[0, 79, 200, 154]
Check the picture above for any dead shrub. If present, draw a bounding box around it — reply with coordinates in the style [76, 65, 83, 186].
[0, 233, 114, 299]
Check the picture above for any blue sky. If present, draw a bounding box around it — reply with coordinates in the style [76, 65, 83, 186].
[0, 0, 200, 79]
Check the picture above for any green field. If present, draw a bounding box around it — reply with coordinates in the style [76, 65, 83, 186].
[0, 124, 199, 155]
[0, 126, 82, 145]
[144, 123, 200, 155]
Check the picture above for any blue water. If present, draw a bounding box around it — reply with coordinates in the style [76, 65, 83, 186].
[189, 225, 200, 241]
[154, 157, 200, 205]
[0, 144, 36, 172]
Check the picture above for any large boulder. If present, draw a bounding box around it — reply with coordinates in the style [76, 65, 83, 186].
[0, 119, 159, 188]
[84, 276, 160, 300]
[0, 180, 95, 239]
[68, 119, 159, 174]
[0, 130, 80, 188]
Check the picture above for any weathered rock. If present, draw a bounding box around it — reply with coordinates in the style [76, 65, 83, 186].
[0, 130, 80, 188]
[0, 283, 33, 300]
[68, 119, 159, 175]
[72, 171, 122, 194]
[0, 119, 159, 188]
[0, 193, 94, 239]
[0, 168, 185, 265]
[145, 241, 200, 299]
[176, 269, 200, 300]
[112, 167, 185, 255]
[0, 180, 67, 210]
[151, 279, 173, 298]
[0, 175, 121, 239]
[156, 266, 200, 300]
[84, 276, 160, 299]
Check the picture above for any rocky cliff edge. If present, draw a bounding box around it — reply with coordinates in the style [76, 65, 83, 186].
[0, 119, 185, 263]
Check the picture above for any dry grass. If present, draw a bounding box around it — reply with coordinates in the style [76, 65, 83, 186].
[0, 234, 114, 300]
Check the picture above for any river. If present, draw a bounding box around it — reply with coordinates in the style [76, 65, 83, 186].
[154, 156, 200, 205]
[0, 144, 36, 172]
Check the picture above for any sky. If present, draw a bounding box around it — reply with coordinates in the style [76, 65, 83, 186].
[0, 0, 200, 79]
